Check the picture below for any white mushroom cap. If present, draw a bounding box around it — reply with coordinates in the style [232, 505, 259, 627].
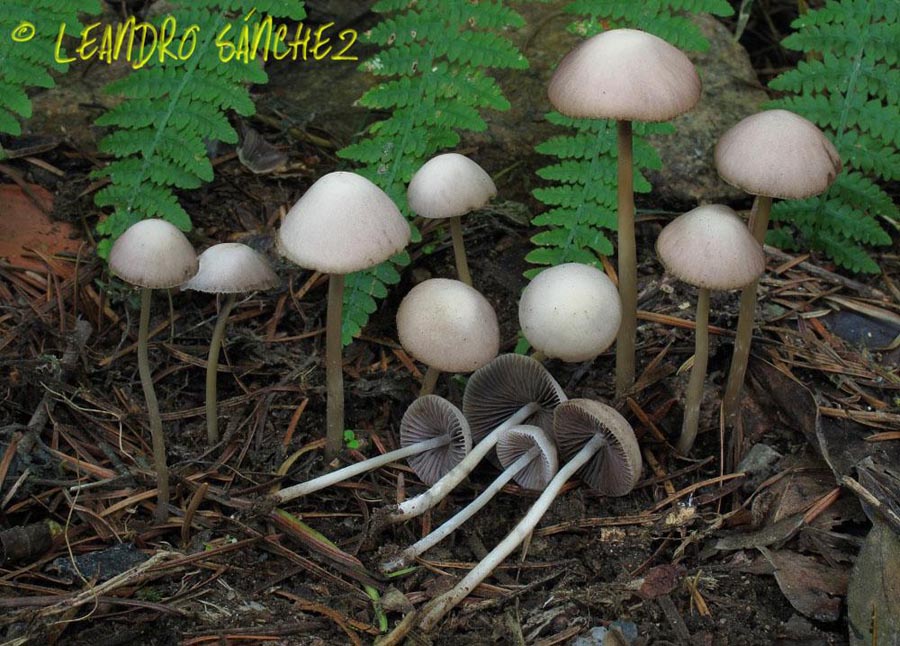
[656, 204, 765, 291]
[407, 153, 497, 219]
[109, 219, 198, 289]
[278, 171, 410, 274]
[548, 28, 700, 122]
[715, 109, 842, 199]
[519, 263, 622, 363]
[397, 278, 499, 374]
[182, 243, 278, 293]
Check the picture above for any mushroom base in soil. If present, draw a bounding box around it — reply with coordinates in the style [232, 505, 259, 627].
[380, 424, 556, 573]
[655, 204, 765, 454]
[181, 242, 278, 446]
[272, 396, 470, 503]
[387, 399, 641, 635]
[108, 219, 199, 523]
[276, 171, 411, 461]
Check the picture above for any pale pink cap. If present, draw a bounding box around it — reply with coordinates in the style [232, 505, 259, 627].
[548, 29, 700, 122]
[109, 219, 198, 289]
[183, 243, 278, 293]
[407, 153, 497, 219]
[278, 172, 410, 274]
[715, 109, 841, 199]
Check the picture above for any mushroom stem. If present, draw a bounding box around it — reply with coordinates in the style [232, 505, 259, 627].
[324, 273, 346, 461]
[416, 433, 607, 632]
[677, 287, 710, 454]
[449, 215, 472, 286]
[274, 433, 450, 503]
[614, 119, 637, 397]
[420, 366, 440, 396]
[382, 445, 541, 573]
[389, 402, 540, 523]
[205, 293, 236, 445]
[137, 287, 170, 523]
[721, 195, 772, 425]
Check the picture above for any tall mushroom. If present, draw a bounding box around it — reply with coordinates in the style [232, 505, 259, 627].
[381, 424, 556, 573]
[413, 398, 641, 632]
[656, 205, 765, 454]
[715, 110, 841, 426]
[407, 153, 497, 286]
[396, 278, 499, 395]
[182, 242, 278, 445]
[108, 219, 198, 523]
[273, 395, 471, 502]
[278, 172, 410, 460]
[548, 28, 701, 396]
[519, 262, 621, 363]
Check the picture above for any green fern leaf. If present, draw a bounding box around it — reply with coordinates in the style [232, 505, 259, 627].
[93, 1, 305, 256]
[767, 0, 895, 273]
[337, 0, 526, 345]
[0, 0, 101, 144]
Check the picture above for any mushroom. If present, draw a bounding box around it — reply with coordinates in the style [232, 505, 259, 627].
[387, 353, 566, 523]
[278, 172, 410, 460]
[413, 398, 641, 632]
[182, 243, 278, 445]
[381, 424, 556, 573]
[548, 28, 701, 396]
[108, 218, 198, 523]
[396, 278, 499, 395]
[656, 205, 765, 453]
[407, 153, 497, 286]
[519, 262, 621, 363]
[714, 110, 841, 426]
[273, 395, 471, 503]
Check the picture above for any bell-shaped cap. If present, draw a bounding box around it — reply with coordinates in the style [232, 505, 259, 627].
[407, 153, 497, 220]
[519, 263, 621, 363]
[278, 171, 410, 274]
[656, 204, 765, 291]
[554, 399, 642, 497]
[715, 109, 841, 200]
[182, 243, 278, 293]
[397, 278, 499, 373]
[496, 424, 558, 491]
[109, 219, 198, 289]
[400, 395, 472, 486]
[463, 353, 567, 444]
[548, 28, 700, 122]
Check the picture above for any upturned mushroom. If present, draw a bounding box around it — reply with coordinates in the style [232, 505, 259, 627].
[715, 110, 841, 426]
[108, 218, 198, 523]
[273, 395, 471, 503]
[381, 424, 556, 573]
[182, 243, 278, 445]
[278, 172, 410, 460]
[396, 278, 499, 395]
[519, 262, 621, 363]
[548, 28, 701, 396]
[407, 153, 497, 286]
[656, 205, 765, 453]
[412, 398, 641, 632]
[386, 353, 566, 523]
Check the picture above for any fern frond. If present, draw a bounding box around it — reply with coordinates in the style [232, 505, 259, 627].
[337, 0, 526, 345]
[0, 0, 101, 145]
[767, 0, 896, 273]
[93, 1, 305, 257]
[529, 1, 721, 277]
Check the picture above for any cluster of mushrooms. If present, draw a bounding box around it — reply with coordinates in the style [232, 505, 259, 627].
[106, 27, 842, 630]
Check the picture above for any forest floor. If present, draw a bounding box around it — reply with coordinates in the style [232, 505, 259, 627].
[1, 2, 899, 645]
